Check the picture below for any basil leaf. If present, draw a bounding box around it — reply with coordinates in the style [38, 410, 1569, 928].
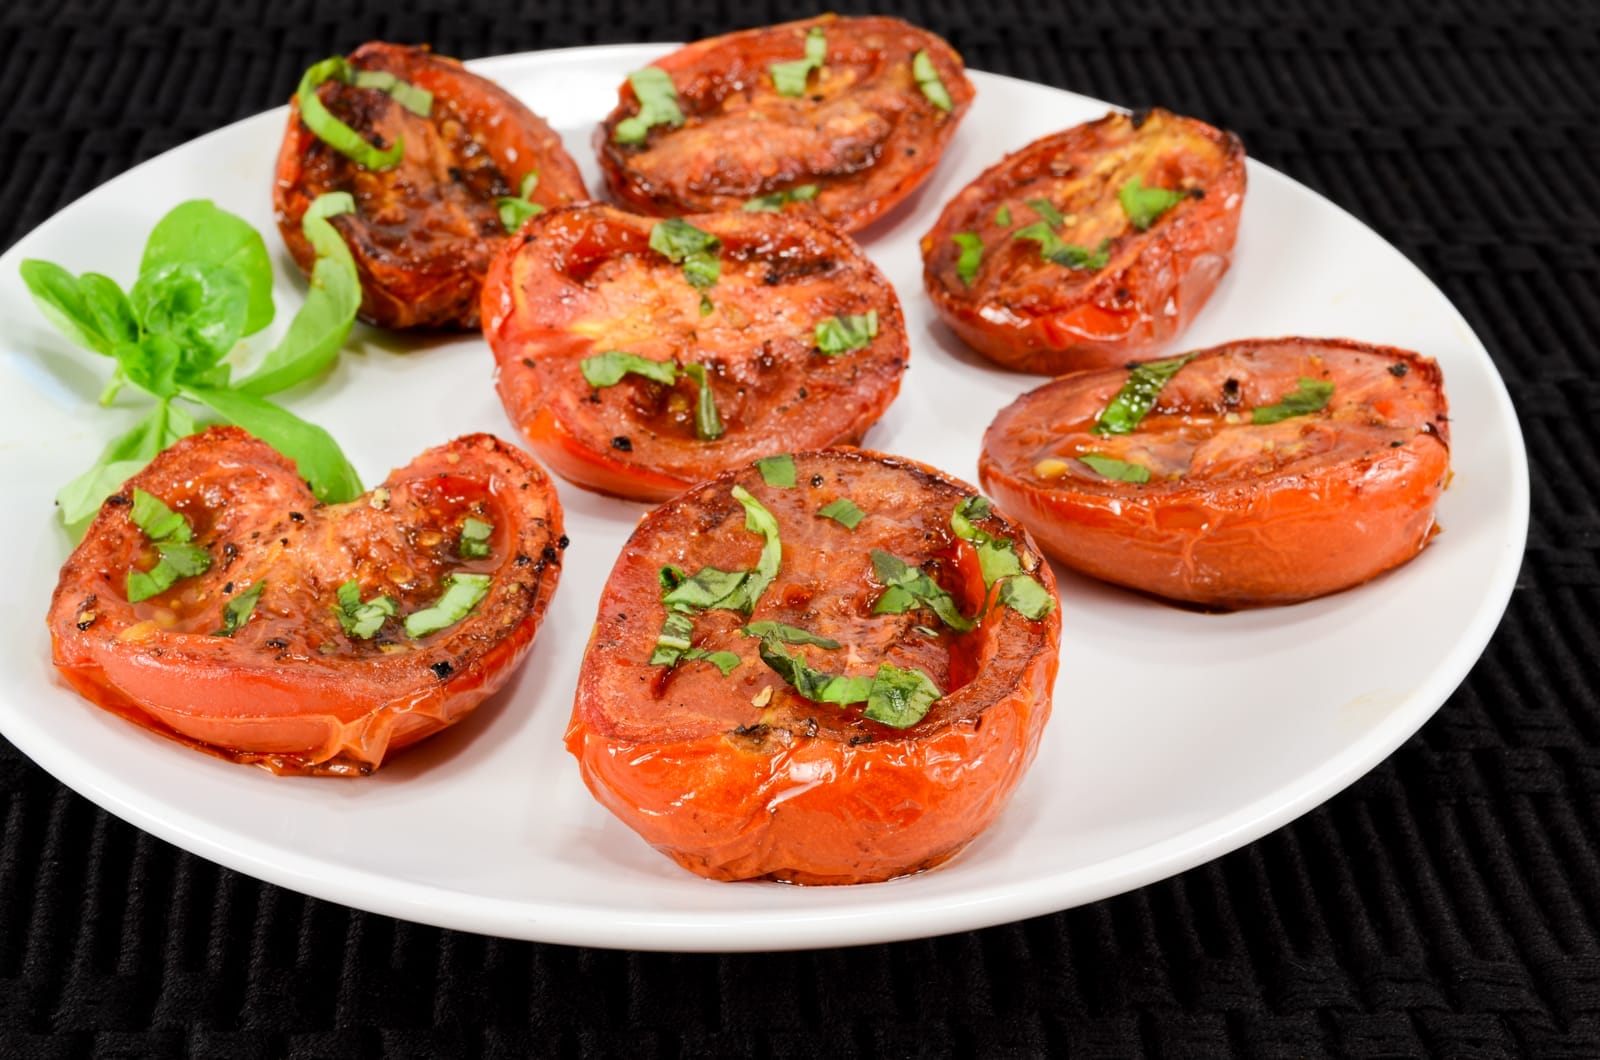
[114, 334, 183, 400]
[1119, 177, 1187, 231]
[770, 27, 826, 97]
[181, 385, 362, 504]
[350, 68, 433, 117]
[952, 233, 983, 286]
[757, 636, 872, 705]
[296, 56, 404, 170]
[816, 497, 864, 530]
[459, 517, 493, 559]
[742, 184, 819, 212]
[123, 495, 210, 604]
[236, 192, 360, 397]
[580, 350, 679, 388]
[997, 575, 1054, 620]
[742, 621, 841, 649]
[949, 496, 1022, 588]
[683, 362, 724, 441]
[648, 609, 696, 666]
[1026, 198, 1065, 227]
[155, 542, 211, 578]
[1251, 378, 1335, 425]
[649, 217, 721, 301]
[911, 50, 952, 112]
[870, 549, 974, 632]
[614, 67, 684, 145]
[681, 648, 741, 676]
[727, 486, 781, 610]
[20, 260, 120, 356]
[56, 407, 172, 537]
[863, 663, 942, 728]
[814, 311, 878, 355]
[1093, 353, 1195, 435]
[335, 580, 398, 639]
[140, 200, 276, 336]
[756, 454, 796, 488]
[214, 580, 266, 637]
[662, 566, 750, 612]
[657, 487, 780, 619]
[994, 205, 1011, 227]
[1078, 452, 1151, 483]
[1013, 224, 1110, 270]
[129, 261, 250, 374]
[129, 488, 191, 543]
[498, 196, 544, 233]
[404, 572, 492, 638]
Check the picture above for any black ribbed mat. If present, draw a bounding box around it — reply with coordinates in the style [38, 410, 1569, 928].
[4, 1, 1597, 1056]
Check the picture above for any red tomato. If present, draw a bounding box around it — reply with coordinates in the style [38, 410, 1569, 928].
[273, 41, 588, 330]
[47, 427, 566, 775]
[566, 448, 1061, 884]
[922, 108, 1247, 373]
[978, 338, 1452, 608]
[595, 15, 974, 233]
[481, 204, 909, 502]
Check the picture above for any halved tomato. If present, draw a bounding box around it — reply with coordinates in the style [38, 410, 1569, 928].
[481, 203, 908, 502]
[566, 448, 1061, 884]
[47, 427, 565, 775]
[923, 108, 1246, 373]
[979, 338, 1451, 608]
[595, 15, 974, 233]
[273, 41, 588, 330]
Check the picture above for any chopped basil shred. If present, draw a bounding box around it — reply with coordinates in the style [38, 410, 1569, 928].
[349, 68, 433, 117]
[911, 50, 952, 112]
[214, 580, 265, 637]
[1252, 378, 1335, 424]
[742, 184, 819, 212]
[1119, 177, 1187, 231]
[614, 67, 683, 145]
[334, 580, 398, 639]
[952, 233, 983, 286]
[1078, 453, 1152, 483]
[816, 497, 864, 530]
[770, 27, 827, 97]
[580, 350, 678, 388]
[125, 489, 211, 603]
[756, 454, 796, 488]
[814, 311, 878, 355]
[458, 517, 493, 559]
[1093, 353, 1196, 435]
[1014, 224, 1110, 270]
[948, 496, 1054, 619]
[681, 649, 741, 675]
[997, 574, 1055, 621]
[648, 609, 696, 666]
[994, 205, 1012, 227]
[497, 172, 543, 233]
[649, 218, 721, 310]
[130, 488, 190, 542]
[756, 637, 872, 706]
[757, 636, 942, 730]
[295, 57, 421, 170]
[682, 362, 724, 440]
[1026, 198, 1065, 227]
[741, 622, 840, 649]
[403, 572, 491, 639]
[870, 550, 974, 631]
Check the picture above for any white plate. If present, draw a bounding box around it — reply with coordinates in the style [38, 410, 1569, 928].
[0, 45, 1527, 951]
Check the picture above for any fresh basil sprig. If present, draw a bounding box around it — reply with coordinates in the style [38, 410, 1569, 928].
[20, 197, 364, 538]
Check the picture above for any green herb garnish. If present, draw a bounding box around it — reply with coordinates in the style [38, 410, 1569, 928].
[1093, 353, 1196, 436]
[334, 580, 398, 639]
[214, 580, 265, 637]
[649, 609, 696, 667]
[1026, 198, 1065, 227]
[1014, 223, 1110, 270]
[580, 350, 679, 388]
[994, 205, 1012, 227]
[742, 622, 841, 649]
[459, 517, 493, 559]
[1119, 177, 1187, 231]
[1078, 453, 1152, 483]
[816, 497, 864, 530]
[295, 57, 431, 170]
[649, 217, 721, 311]
[911, 50, 952, 112]
[870, 549, 974, 632]
[124, 488, 211, 603]
[952, 233, 983, 286]
[496, 172, 543, 233]
[756, 636, 942, 729]
[614, 67, 684, 145]
[403, 572, 492, 639]
[949, 496, 1054, 619]
[814, 311, 878, 355]
[742, 184, 819, 212]
[682, 363, 724, 441]
[681, 649, 742, 675]
[1251, 378, 1335, 425]
[756, 454, 796, 488]
[997, 575, 1055, 621]
[755, 637, 872, 705]
[770, 27, 827, 97]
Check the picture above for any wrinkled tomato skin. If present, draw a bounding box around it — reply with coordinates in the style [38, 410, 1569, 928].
[273, 41, 588, 331]
[48, 428, 565, 775]
[595, 15, 974, 233]
[566, 449, 1061, 884]
[923, 109, 1246, 374]
[978, 338, 1452, 609]
[481, 204, 909, 502]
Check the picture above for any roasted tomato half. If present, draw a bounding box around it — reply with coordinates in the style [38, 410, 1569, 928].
[978, 338, 1451, 609]
[567, 448, 1061, 884]
[595, 15, 974, 233]
[273, 41, 588, 330]
[48, 427, 565, 775]
[481, 203, 909, 502]
[923, 108, 1247, 373]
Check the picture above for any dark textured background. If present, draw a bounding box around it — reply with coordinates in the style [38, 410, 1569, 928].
[4, 1, 1597, 1056]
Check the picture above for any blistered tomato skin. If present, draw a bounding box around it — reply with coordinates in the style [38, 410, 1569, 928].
[565, 448, 1061, 884]
[481, 204, 909, 502]
[273, 41, 588, 331]
[923, 109, 1246, 374]
[978, 338, 1451, 609]
[595, 15, 974, 233]
[47, 427, 565, 775]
